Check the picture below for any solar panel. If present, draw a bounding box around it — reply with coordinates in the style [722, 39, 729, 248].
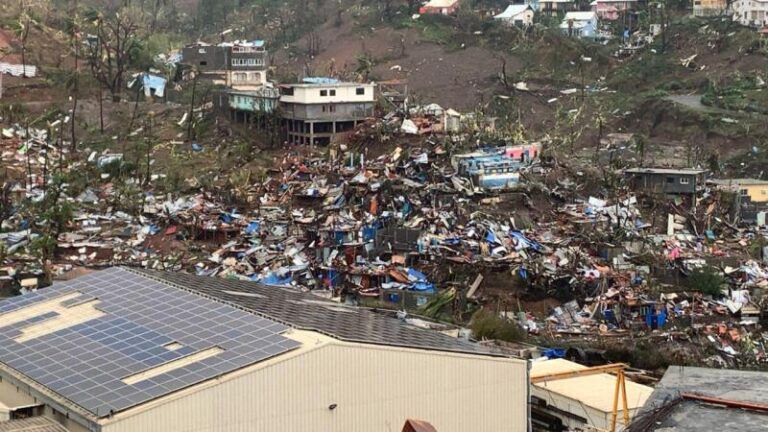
[0, 267, 301, 417]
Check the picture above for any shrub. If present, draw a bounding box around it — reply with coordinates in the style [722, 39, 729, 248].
[471, 309, 525, 342]
[684, 266, 725, 297]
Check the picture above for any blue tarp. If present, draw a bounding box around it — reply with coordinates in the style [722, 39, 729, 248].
[485, 229, 501, 245]
[542, 348, 566, 359]
[509, 231, 543, 251]
[262, 273, 293, 286]
[362, 226, 377, 242]
[407, 268, 435, 293]
[302, 77, 340, 84]
[245, 221, 260, 235]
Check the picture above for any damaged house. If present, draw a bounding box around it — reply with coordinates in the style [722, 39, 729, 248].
[280, 78, 376, 146]
[624, 168, 707, 195]
[181, 40, 268, 89]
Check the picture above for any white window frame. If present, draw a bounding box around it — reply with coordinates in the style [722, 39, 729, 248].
[679, 177, 690, 185]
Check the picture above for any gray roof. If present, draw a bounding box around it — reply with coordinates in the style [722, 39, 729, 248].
[624, 168, 707, 175]
[134, 268, 500, 357]
[636, 366, 768, 431]
[0, 417, 69, 432]
[0, 267, 299, 417]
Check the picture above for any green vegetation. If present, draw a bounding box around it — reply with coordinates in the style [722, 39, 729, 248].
[702, 73, 768, 114]
[470, 309, 526, 342]
[684, 266, 725, 297]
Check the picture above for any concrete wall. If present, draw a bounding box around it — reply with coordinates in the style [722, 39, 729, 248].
[182, 46, 267, 74]
[101, 331, 528, 432]
[280, 84, 375, 105]
[281, 102, 374, 121]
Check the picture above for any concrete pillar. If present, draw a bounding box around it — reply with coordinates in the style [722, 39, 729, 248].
[309, 122, 315, 148]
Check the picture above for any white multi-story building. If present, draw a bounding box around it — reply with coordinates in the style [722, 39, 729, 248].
[280, 79, 376, 145]
[731, 0, 768, 26]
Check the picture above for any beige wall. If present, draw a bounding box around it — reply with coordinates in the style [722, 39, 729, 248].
[0, 374, 92, 432]
[102, 331, 528, 432]
[0, 376, 37, 412]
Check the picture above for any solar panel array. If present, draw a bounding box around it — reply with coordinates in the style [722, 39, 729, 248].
[0, 267, 300, 417]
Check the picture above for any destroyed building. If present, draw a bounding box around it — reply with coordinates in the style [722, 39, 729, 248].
[624, 168, 707, 195]
[0, 268, 528, 432]
[181, 41, 268, 89]
[279, 78, 376, 146]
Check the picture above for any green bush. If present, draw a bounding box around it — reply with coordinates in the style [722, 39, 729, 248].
[684, 266, 725, 297]
[470, 309, 525, 342]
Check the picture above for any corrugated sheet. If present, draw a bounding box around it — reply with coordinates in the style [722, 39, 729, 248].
[102, 335, 528, 432]
[0, 63, 37, 77]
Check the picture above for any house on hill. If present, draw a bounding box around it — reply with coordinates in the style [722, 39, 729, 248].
[494, 5, 535, 26]
[560, 11, 599, 38]
[419, 0, 460, 15]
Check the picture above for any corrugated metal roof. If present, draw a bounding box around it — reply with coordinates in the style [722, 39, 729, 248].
[0, 417, 69, 432]
[530, 359, 653, 413]
[624, 168, 706, 175]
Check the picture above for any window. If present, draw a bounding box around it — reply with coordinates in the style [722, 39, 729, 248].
[356, 87, 365, 95]
[199, 61, 207, 66]
[281, 87, 294, 96]
[679, 177, 690, 185]
[740, 189, 749, 196]
[231, 58, 264, 67]
[666, 177, 675, 184]
[762, 190, 768, 195]
[198, 48, 206, 54]
[320, 90, 328, 96]
[330, 105, 336, 112]
[330, 89, 336, 96]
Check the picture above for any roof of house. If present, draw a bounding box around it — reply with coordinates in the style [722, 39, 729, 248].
[708, 178, 768, 186]
[0, 417, 69, 432]
[563, 11, 598, 21]
[281, 82, 375, 88]
[133, 268, 500, 357]
[403, 418, 439, 432]
[530, 359, 653, 413]
[0, 267, 300, 418]
[494, 5, 533, 18]
[423, 0, 459, 7]
[636, 366, 768, 431]
[624, 168, 707, 175]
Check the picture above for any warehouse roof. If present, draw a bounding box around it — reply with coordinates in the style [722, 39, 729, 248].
[133, 268, 499, 356]
[635, 366, 768, 431]
[530, 359, 653, 413]
[0, 267, 300, 418]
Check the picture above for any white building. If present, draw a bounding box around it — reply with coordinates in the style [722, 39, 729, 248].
[560, 11, 599, 38]
[0, 268, 529, 432]
[731, 0, 768, 26]
[280, 79, 376, 145]
[494, 5, 536, 26]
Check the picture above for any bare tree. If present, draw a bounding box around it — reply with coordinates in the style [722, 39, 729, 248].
[86, 10, 140, 102]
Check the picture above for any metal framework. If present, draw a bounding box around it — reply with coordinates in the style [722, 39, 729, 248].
[531, 363, 630, 432]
